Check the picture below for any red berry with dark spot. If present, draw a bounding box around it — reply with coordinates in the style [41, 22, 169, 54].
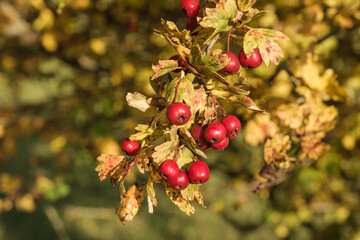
[204, 122, 227, 144]
[168, 170, 189, 190]
[220, 52, 240, 75]
[159, 160, 179, 180]
[180, 0, 200, 18]
[170, 55, 187, 72]
[166, 102, 191, 125]
[239, 48, 262, 68]
[186, 17, 199, 32]
[191, 124, 207, 146]
[221, 115, 241, 139]
[121, 138, 139, 156]
[188, 161, 210, 184]
[211, 136, 229, 150]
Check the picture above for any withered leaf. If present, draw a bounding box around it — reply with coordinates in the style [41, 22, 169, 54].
[95, 154, 134, 186]
[116, 184, 144, 225]
[126, 92, 150, 112]
[165, 185, 195, 216]
[181, 183, 200, 201]
[146, 178, 157, 214]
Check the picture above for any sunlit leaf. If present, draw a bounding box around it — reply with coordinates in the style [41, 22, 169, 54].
[126, 92, 151, 112]
[116, 185, 144, 224]
[165, 185, 195, 215]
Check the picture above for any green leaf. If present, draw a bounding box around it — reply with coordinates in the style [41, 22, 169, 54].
[151, 60, 180, 80]
[166, 75, 196, 110]
[126, 92, 151, 112]
[152, 127, 179, 164]
[200, 0, 238, 34]
[150, 73, 172, 96]
[241, 8, 268, 24]
[177, 147, 194, 169]
[165, 185, 195, 216]
[201, 49, 230, 72]
[129, 124, 155, 141]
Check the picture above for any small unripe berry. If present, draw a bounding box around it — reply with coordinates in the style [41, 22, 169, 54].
[170, 55, 187, 72]
[219, 52, 240, 75]
[180, 0, 200, 18]
[239, 48, 262, 68]
[188, 161, 210, 184]
[168, 170, 189, 190]
[221, 115, 241, 139]
[121, 138, 139, 156]
[204, 122, 227, 144]
[166, 102, 191, 125]
[159, 160, 179, 180]
[211, 136, 229, 150]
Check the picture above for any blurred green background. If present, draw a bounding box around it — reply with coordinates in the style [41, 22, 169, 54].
[1, 0, 360, 239]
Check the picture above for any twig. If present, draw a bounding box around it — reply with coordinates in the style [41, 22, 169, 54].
[43, 204, 71, 240]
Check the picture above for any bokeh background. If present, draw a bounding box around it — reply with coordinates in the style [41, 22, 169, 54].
[1, 0, 360, 239]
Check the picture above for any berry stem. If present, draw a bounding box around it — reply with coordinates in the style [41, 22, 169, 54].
[227, 25, 235, 52]
[242, 24, 248, 33]
[210, 93, 227, 118]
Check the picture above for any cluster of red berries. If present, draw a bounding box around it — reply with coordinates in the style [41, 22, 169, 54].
[159, 159, 210, 190]
[220, 48, 262, 75]
[191, 115, 241, 150]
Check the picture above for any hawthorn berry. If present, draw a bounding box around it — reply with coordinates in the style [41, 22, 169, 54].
[221, 115, 241, 139]
[121, 138, 139, 156]
[188, 161, 210, 184]
[204, 122, 227, 144]
[170, 55, 187, 72]
[166, 102, 191, 125]
[159, 160, 179, 180]
[186, 17, 199, 32]
[220, 52, 240, 75]
[191, 124, 207, 146]
[180, 0, 200, 18]
[238, 48, 262, 68]
[168, 170, 189, 190]
[211, 136, 229, 150]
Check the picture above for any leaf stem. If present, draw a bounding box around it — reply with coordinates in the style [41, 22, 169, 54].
[173, 75, 184, 103]
[242, 24, 248, 33]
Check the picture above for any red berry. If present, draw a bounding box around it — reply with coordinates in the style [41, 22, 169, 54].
[170, 55, 187, 72]
[159, 160, 179, 180]
[239, 48, 262, 68]
[168, 170, 189, 190]
[186, 17, 199, 32]
[220, 52, 240, 75]
[121, 138, 139, 155]
[204, 122, 227, 144]
[211, 136, 229, 150]
[221, 115, 241, 139]
[166, 102, 191, 125]
[180, 0, 200, 18]
[191, 124, 207, 146]
[188, 161, 210, 184]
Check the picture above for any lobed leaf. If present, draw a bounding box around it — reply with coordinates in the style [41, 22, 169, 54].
[227, 95, 268, 114]
[237, 0, 256, 12]
[95, 154, 134, 186]
[200, 0, 238, 34]
[165, 185, 195, 216]
[151, 60, 180, 80]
